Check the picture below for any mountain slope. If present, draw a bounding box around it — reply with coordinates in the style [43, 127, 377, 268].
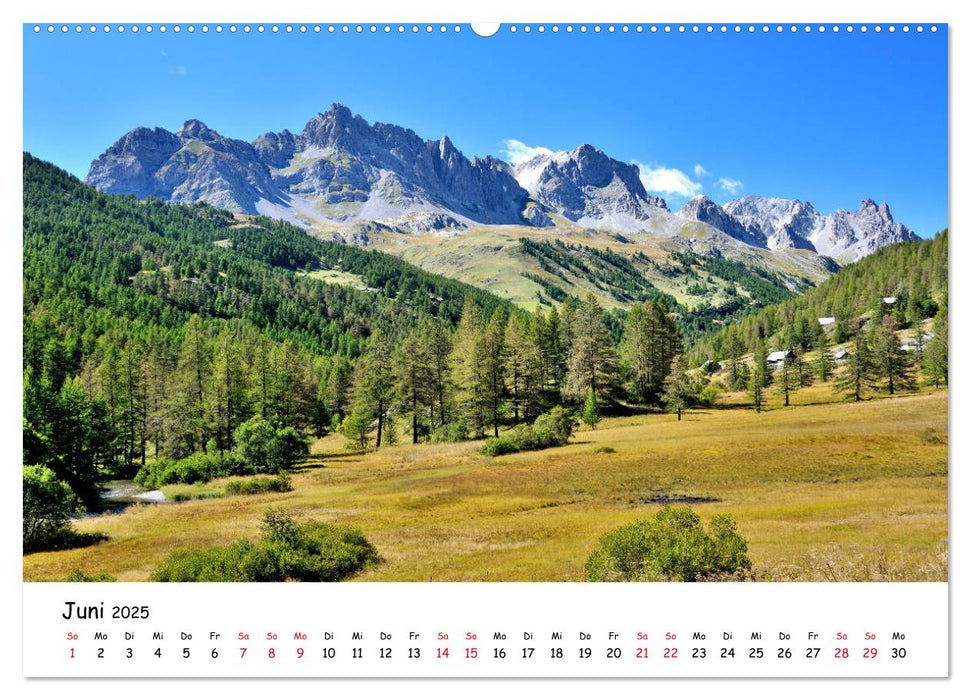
[27, 153, 508, 359]
[687, 228, 947, 364]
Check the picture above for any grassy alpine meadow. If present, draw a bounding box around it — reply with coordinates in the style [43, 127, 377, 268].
[23, 387, 947, 583]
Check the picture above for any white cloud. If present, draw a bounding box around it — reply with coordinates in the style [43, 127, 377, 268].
[633, 161, 703, 198]
[717, 177, 744, 195]
[694, 164, 709, 178]
[501, 139, 554, 164]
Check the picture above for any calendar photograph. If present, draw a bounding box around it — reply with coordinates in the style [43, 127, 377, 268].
[22, 22, 947, 591]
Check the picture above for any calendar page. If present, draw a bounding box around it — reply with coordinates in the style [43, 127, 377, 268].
[18, 3, 953, 689]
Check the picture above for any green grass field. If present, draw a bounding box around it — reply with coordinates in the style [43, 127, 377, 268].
[23, 389, 947, 583]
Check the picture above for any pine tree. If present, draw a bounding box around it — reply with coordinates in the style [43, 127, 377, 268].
[96, 344, 124, 467]
[251, 337, 274, 419]
[269, 340, 318, 430]
[793, 351, 814, 389]
[541, 305, 568, 402]
[912, 327, 926, 370]
[662, 354, 692, 421]
[142, 337, 176, 460]
[520, 315, 547, 422]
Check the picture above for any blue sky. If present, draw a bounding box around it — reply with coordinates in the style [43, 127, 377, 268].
[24, 24, 947, 236]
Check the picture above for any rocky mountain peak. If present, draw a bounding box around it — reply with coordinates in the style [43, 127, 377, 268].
[177, 119, 222, 142]
[510, 144, 668, 231]
[301, 103, 368, 148]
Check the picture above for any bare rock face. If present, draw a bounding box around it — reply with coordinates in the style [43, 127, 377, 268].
[87, 120, 279, 213]
[511, 144, 668, 232]
[85, 127, 183, 198]
[678, 196, 767, 248]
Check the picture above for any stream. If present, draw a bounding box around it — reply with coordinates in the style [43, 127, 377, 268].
[81, 479, 168, 517]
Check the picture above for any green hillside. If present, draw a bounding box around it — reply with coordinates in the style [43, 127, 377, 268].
[688, 230, 948, 365]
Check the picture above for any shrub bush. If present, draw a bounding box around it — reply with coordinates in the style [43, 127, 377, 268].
[585, 506, 751, 582]
[225, 473, 293, 496]
[268, 426, 310, 471]
[135, 452, 251, 489]
[234, 417, 309, 472]
[23, 465, 83, 553]
[480, 407, 576, 457]
[151, 509, 380, 582]
[65, 568, 115, 582]
[431, 421, 470, 444]
[533, 406, 577, 445]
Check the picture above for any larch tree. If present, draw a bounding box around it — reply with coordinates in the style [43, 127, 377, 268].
[724, 329, 747, 390]
[581, 387, 601, 429]
[451, 297, 488, 437]
[621, 300, 680, 405]
[324, 356, 354, 423]
[504, 312, 531, 424]
[212, 326, 249, 453]
[172, 314, 212, 455]
[870, 314, 916, 395]
[565, 294, 620, 405]
[925, 305, 948, 388]
[748, 340, 770, 414]
[816, 346, 833, 383]
[394, 329, 434, 444]
[350, 330, 395, 448]
[662, 354, 692, 421]
[775, 354, 800, 407]
[834, 319, 877, 402]
[480, 311, 508, 438]
[421, 318, 453, 429]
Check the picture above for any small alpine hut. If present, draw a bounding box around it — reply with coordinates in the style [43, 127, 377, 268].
[766, 349, 796, 365]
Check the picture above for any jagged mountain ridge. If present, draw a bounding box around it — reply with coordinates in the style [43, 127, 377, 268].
[679, 194, 918, 262]
[87, 103, 918, 261]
